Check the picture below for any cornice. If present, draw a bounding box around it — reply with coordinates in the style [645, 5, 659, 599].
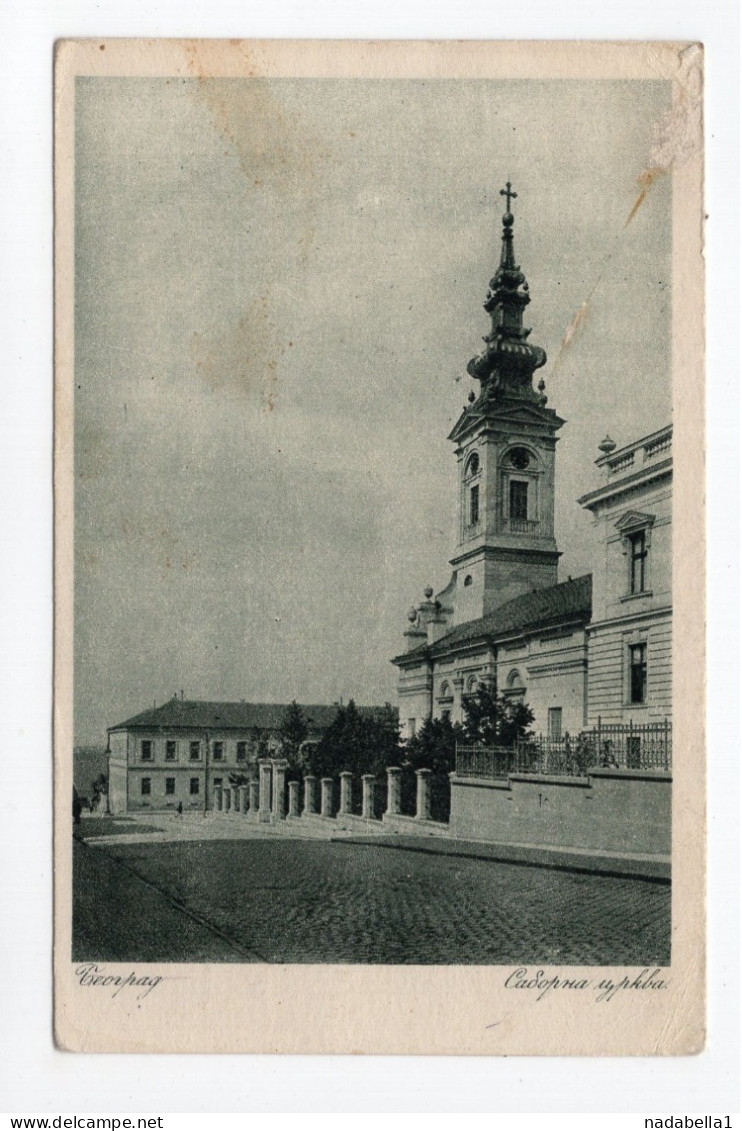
[578, 459, 672, 510]
[586, 604, 672, 633]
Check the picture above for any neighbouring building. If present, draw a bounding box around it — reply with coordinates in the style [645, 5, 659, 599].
[578, 426, 672, 727]
[107, 699, 390, 814]
[392, 184, 672, 750]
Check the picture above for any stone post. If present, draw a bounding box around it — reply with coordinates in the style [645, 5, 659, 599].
[272, 760, 288, 821]
[223, 785, 231, 812]
[415, 768, 432, 821]
[320, 777, 334, 819]
[339, 771, 353, 816]
[213, 785, 223, 812]
[288, 779, 300, 818]
[258, 759, 272, 822]
[238, 785, 249, 815]
[361, 774, 375, 819]
[385, 766, 402, 816]
[303, 775, 317, 816]
[248, 779, 260, 818]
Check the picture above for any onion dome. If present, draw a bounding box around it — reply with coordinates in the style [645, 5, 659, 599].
[467, 182, 547, 400]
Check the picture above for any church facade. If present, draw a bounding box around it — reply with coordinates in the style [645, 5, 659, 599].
[392, 186, 672, 750]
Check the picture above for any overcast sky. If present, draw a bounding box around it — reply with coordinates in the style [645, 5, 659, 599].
[74, 76, 672, 746]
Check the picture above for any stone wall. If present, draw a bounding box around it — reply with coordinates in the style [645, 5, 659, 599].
[449, 767, 670, 855]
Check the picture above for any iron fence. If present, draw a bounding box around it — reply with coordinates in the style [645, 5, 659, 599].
[455, 745, 517, 779]
[455, 719, 671, 780]
[588, 718, 672, 771]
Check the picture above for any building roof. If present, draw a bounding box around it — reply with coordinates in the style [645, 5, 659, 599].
[393, 574, 592, 664]
[109, 700, 392, 733]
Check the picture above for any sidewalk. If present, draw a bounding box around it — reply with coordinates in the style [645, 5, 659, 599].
[78, 811, 670, 880]
[77, 810, 377, 846]
[337, 833, 671, 882]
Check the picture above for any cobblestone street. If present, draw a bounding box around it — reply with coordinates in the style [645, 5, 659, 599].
[74, 834, 670, 966]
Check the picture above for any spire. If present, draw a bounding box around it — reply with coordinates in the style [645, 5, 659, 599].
[466, 182, 547, 401]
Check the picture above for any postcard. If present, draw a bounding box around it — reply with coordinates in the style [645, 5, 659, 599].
[54, 38, 704, 1054]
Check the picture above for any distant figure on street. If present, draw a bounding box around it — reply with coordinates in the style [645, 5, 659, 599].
[72, 794, 82, 826]
[177, 801, 183, 818]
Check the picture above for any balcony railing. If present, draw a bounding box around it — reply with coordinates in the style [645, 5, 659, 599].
[507, 517, 539, 534]
[644, 433, 672, 458]
[455, 719, 672, 780]
[608, 451, 635, 474]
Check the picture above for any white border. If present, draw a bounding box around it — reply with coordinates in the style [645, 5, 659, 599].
[1, 0, 738, 1114]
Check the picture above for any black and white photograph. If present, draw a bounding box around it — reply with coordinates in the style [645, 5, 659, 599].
[53, 38, 705, 1056]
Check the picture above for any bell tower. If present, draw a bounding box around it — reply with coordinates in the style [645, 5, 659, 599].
[448, 183, 564, 625]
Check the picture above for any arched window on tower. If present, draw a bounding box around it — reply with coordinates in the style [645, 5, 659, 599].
[503, 446, 539, 532]
[464, 451, 481, 529]
[465, 451, 480, 478]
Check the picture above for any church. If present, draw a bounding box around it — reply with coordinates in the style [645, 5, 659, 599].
[392, 185, 672, 757]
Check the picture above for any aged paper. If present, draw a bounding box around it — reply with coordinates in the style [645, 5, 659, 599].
[54, 38, 704, 1055]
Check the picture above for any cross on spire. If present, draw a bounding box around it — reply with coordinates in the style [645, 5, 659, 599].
[500, 181, 517, 212]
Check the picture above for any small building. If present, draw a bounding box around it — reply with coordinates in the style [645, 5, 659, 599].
[107, 699, 388, 814]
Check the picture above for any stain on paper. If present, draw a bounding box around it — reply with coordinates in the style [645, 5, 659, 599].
[190, 291, 284, 413]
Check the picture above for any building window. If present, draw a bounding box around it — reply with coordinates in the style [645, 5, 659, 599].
[441, 709, 451, 722]
[165, 777, 175, 795]
[189, 777, 200, 796]
[509, 480, 528, 521]
[408, 718, 416, 737]
[465, 451, 479, 478]
[213, 741, 224, 761]
[141, 777, 151, 796]
[548, 707, 563, 740]
[463, 574, 473, 587]
[505, 670, 525, 697]
[236, 741, 247, 761]
[213, 777, 223, 788]
[469, 484, 480, 526]
[629, 643, 647, 704]
[190, 741, 201, 761]
[509, 447, 531, 470]
[165, 740, 177, 761]
[141, 740, 153, 761]
[629, 530, 648, 594]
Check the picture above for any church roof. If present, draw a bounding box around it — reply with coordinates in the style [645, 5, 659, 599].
[109, 700, 391, 732]
[394, 574, 592, 664]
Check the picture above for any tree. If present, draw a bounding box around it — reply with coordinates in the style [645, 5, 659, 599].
[90, 772, 108, 811]
[90, 772, 108, 796]
[278, 700, 309, 776]
[404, 714, 460, 775]
[308, 700, 402, 780]
[401, 713, 461, 821]
[461, 684, 534, 747]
